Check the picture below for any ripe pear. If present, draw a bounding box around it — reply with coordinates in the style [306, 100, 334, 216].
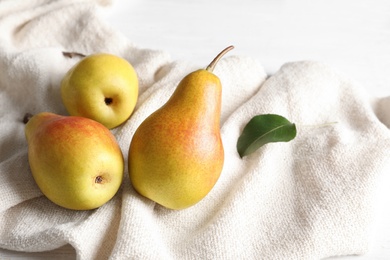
[61, 53, 139, 129]
[128, 46, 234, 210]
[25, 112, 124, 210]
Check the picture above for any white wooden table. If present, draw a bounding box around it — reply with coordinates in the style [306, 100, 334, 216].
[1, 0, 389, 258]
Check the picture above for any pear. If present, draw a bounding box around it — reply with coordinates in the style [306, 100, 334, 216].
[61, 53, 139, 129]
[128, 46, 234, 210]
[25, 112, 124, 210]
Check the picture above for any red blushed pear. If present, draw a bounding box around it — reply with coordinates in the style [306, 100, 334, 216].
[128, 46, 234, 210]
[24, 112, 124, 210]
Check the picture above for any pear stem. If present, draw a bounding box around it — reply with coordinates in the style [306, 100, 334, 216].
[62, 51, 86, 59]
[23, 113, 33, 124]
[206, 45, 234, 72]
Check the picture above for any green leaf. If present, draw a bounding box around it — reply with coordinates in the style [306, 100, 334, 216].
[237, 114, 297, 158]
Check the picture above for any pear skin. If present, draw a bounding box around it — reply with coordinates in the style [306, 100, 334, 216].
[25, 112, 124, 210]
[61, 53, 139, 129]
[129, 46, 233, 210]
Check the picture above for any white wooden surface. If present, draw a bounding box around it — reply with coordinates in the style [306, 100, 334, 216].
[1, 0, 390, 258]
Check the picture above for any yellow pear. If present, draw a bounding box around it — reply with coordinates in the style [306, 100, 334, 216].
[128, 46, 234, 210]
[61, 53, 139, 129]
[25, 112, 124, 210]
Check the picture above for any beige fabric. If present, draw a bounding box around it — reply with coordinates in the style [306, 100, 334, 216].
[1, 1, 389, 259]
